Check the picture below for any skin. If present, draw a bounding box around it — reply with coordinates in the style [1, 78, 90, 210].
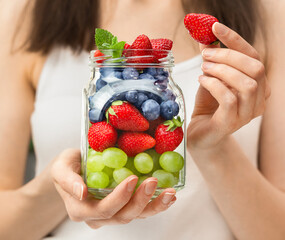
[0, 0, 284, 239]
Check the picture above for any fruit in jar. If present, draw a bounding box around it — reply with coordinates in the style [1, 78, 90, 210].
[160, 100, 179, 120]
[118, 132, 156, 157]
[155, 117, 184, 154]
[113, 167, 134, 184]
[152, 170, 176, 188]
[134, 153, 154, 174]
[87, 149, 105, 172]
[87, 172, 109, 189]
[88, 122, 118, 152]
[102, 147, 128, 169]
[159, 151, 184, 172]
[106, 101, 149, 131]
[141, 99, 160, 121]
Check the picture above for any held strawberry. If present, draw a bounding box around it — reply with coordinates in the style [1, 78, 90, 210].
[184, 13, 219, 45]
[155, 117, 184, 154]
[106, 101, 149, 131]
[88, 122, 118, 152]
[150, 39, 173, 59]
[118, 132, 156, 157]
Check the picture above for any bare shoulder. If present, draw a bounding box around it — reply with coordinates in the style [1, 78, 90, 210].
[261, 0, 285, 69]
[0, 0, 45, 89]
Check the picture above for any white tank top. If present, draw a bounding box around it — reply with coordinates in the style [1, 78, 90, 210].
[31, 47, 261, 240]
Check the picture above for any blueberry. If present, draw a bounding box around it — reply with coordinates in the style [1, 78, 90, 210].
[155, 74, 168, 81]
[139, 73, 155, 80]
[154, 80, 168, 90]
[89, 109, 100, 123]
[99, 68, 114, 77]
[96, 78, 107, 91]
[160, 100, 180, 120]
[100, 68, 123, 81]
[125, 90, 138, 103]
[157, 68, 169, 77]
[146, 92, 162, 103]
[144, 68, 157, 77]
[122, 67, 139, 80]
[141, 99, 160, 120]
[162, 89, 176, 101]
[135, 93, 148, 108]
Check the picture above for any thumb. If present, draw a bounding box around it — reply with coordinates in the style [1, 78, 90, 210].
[52, 149, 88, 201]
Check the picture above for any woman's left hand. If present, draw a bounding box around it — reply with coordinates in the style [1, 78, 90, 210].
[188, 22, 271, 150]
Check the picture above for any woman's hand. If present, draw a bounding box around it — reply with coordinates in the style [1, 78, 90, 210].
[51, 149, 176, 229]
[188, 22, 271, 151]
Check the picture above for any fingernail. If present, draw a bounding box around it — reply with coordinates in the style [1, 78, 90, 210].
[127, 177, 138, 192]
[162, 192, 175, 205]
[144, 180, 157, 195]
[168, 200, 176, 207]
[199, 75, 207, 82]
[202, 48, 215, 58]
[201, 62, 214, 70]
[213, 22, 227, 36]
[73, 182, 83, 200]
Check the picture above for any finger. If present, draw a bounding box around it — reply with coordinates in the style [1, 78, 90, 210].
[201, 62, 257, 121]
[61, 175, 138, 222]
[199, 41, 220, 53]
[202, 48, 265, 80]
[113, 177, 158, 223]
[198, 75, 238, 130]
[212, 22, 260, 60]
[138, 188, 176, 219]
[52, 149, 88, 201]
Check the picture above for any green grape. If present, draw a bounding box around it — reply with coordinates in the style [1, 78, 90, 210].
[87, 149, 105, 172]
[152, 170, 175, 188]
[102, 166, 114, 179]
[136, 175, 149, 188]
[102, 147, 127, 169]
[134, 153, 153, 174]
[159, 151, 184, 173]
[113, 167, 134, 184]
[108, 179, 118, 188]
[87, 172, 109, 189]
[145, 149, 161, 173]
[125, 157, 141, 176]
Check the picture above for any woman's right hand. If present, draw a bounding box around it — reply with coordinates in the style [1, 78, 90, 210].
[51, 149, 176, 229]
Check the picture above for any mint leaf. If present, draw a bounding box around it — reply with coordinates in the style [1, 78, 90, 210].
[111, 36, 118, 46]
[112, 41, 126, 58]
[95, 29, 114, 49]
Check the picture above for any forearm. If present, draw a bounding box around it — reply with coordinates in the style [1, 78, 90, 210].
[190, 135, 285, 240]
[0, 163, 67, 240]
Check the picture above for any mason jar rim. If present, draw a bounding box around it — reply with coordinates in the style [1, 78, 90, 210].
[89, 49, 175, 68]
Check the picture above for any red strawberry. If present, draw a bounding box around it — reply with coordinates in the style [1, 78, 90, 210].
[88, 122, 118, 152]
[150, 39, 173, 59]
[184, 13, 219, 45]
[118, 132, 156, 157]
[146, 116, 165, 137]
[94, 50, 105, 63]
[106, 101, 149, 131]
[155, 117, 184, 154]
[124, 43, 131, 49]
[131, 34, 152, 49]
[127, 34, 155, 64]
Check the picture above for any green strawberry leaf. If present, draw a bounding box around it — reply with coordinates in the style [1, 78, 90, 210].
[95, 29, 114, 49]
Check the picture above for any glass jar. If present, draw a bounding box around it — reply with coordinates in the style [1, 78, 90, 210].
[81, 49, 186, 199]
